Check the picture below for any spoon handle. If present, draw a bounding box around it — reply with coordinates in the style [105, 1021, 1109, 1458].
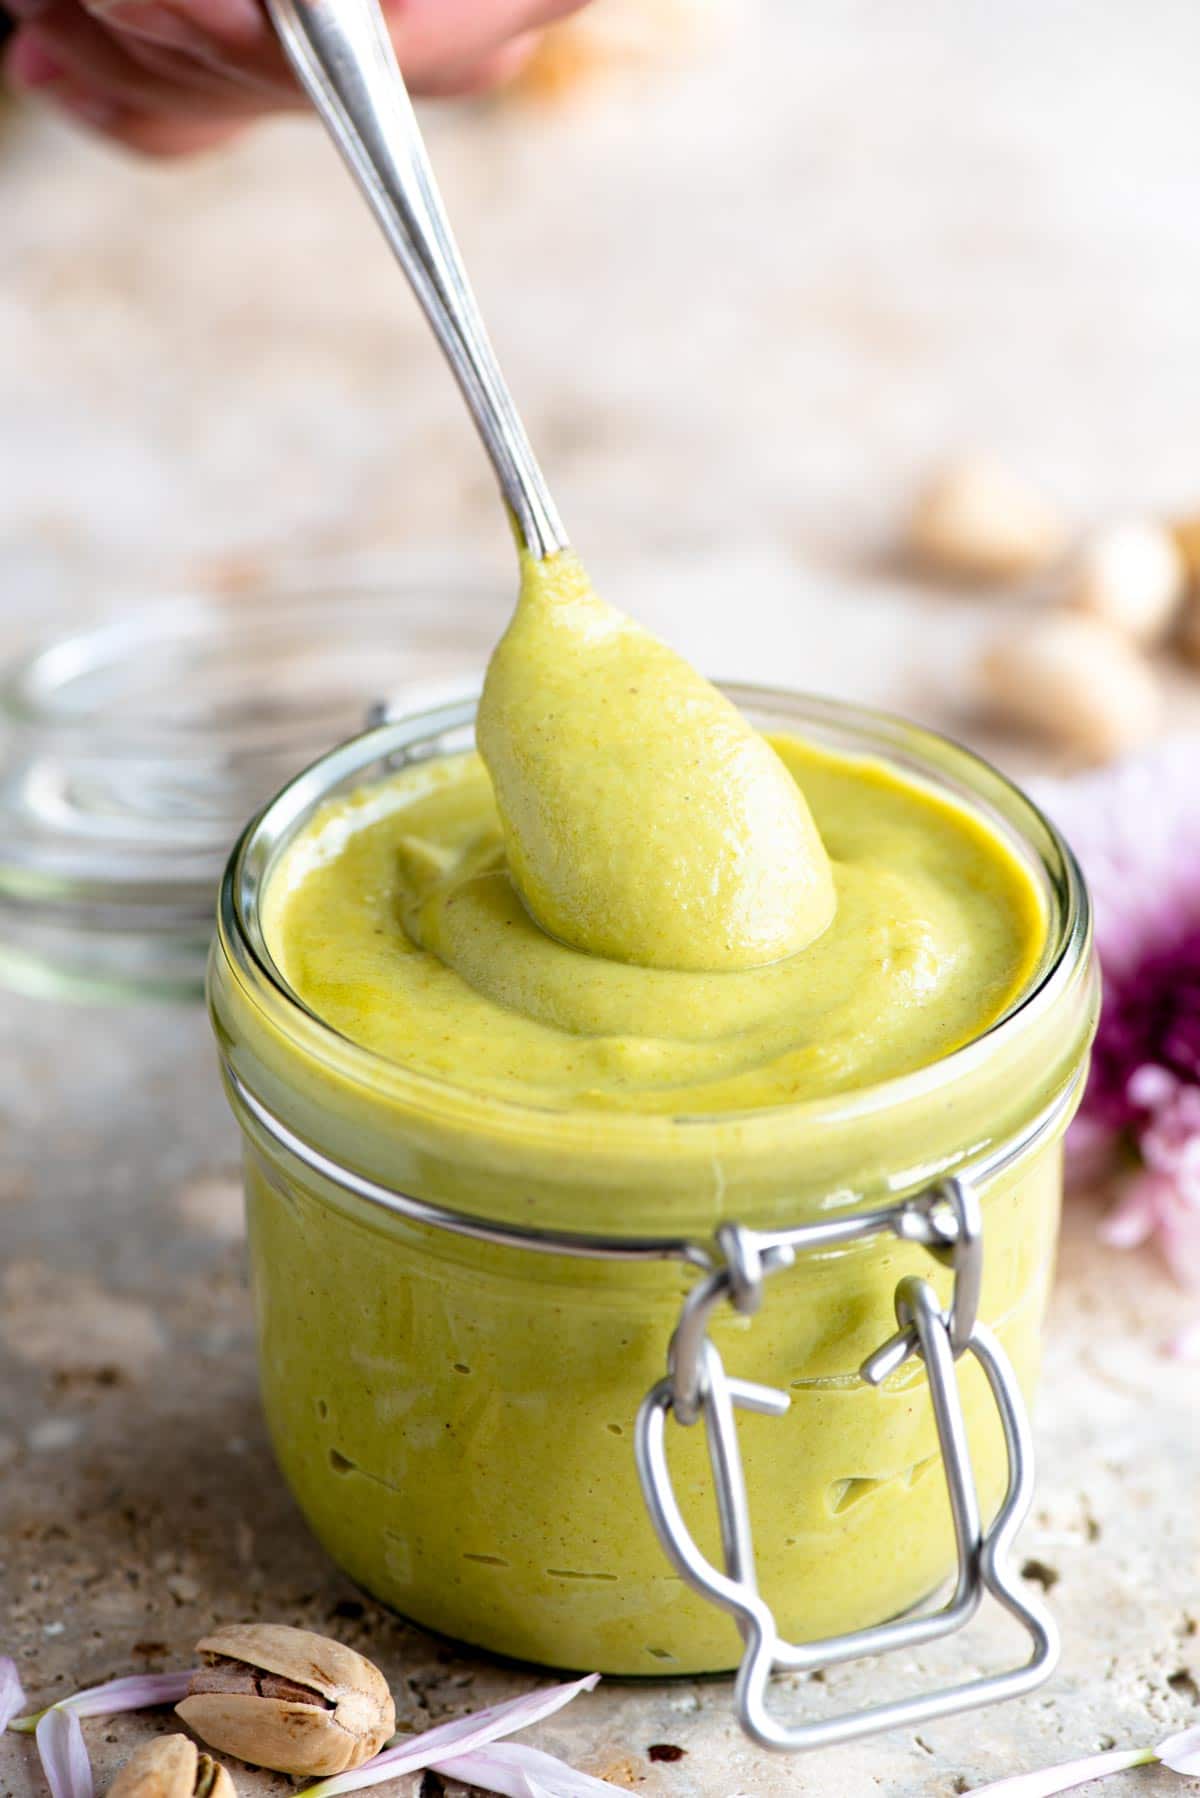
[265, 0, 568, 561]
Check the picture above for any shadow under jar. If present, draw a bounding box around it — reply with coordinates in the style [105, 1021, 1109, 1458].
[208, 688, 1097, 1686]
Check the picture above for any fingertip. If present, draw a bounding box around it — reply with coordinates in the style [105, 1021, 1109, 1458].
[3, 32, 242, 153]
[5, 25, 67, 88]
[56, 85, 124, 126]
[101, 107, 247, 152]
[79, 0, 267, 55]
[411, 29, 540, 98]
[7, 51, 127, 131]
[143, 0, 264, 49]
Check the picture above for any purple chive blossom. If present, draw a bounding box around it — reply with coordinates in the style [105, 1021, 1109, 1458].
[1033, 738, 1200, 1318]
[1086, 936, 1200, 1138]
[1032, 738, 1200, 982]
[0, 1661, 26, 1733]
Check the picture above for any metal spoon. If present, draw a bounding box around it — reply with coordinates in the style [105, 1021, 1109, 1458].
[265, 0, 567, 562]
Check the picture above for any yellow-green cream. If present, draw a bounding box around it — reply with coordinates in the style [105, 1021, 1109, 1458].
[243, 553, 1066, 1676]
[266, 739, 1041, 1115]
[270, 551, 1041, 1101]
[477, 550, 836, 972]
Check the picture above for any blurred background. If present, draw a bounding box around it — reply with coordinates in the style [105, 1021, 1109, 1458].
[5, 0, 1200, 1007]
[6, 0, 1200, 760]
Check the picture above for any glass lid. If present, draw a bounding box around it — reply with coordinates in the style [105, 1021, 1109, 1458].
[0, 563, 494, 1002]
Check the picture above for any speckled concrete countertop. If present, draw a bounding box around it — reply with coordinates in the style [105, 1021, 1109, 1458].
[4, 3, 1200, 1792]
[3, 993, 1198, 1798]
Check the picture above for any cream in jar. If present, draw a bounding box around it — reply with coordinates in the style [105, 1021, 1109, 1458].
[210, 562, 1093, 1675]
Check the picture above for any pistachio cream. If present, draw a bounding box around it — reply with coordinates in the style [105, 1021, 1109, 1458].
[477, 549, 836, 972]
[240, 551, 1066, 1676]
[266, 552, 1043, 1109]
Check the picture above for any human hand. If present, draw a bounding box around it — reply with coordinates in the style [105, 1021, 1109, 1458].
[2, 0, 584, 154]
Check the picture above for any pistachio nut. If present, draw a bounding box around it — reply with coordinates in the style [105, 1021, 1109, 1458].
[176, 1623, 395, 1777]
[107, 1734, 236, 1798]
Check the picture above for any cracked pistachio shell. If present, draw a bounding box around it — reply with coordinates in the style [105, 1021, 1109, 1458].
[177, 1624, 395, 1777]
[107, 1735, 236, 1798]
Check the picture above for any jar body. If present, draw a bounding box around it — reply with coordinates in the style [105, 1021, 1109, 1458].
[211, 689, 1096, 1677]
[240, 1134, 1060, 1675]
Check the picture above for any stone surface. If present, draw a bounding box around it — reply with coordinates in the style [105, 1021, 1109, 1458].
[3, 3, 1200, 1794]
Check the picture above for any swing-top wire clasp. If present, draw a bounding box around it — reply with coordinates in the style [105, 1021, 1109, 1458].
[634, 1179, 1059, 1752]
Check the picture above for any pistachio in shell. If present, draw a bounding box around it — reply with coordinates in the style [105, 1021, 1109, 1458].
[106, 1735, 236, 1798]
[176, 1623, 395, 1777]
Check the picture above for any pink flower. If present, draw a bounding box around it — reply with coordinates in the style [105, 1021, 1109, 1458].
[1100, 1069, 1200, 1286]
[1033, 738, 1200, 981]
[1033, 738, 1200, 1305]
[1086, 934, 1200, 1137]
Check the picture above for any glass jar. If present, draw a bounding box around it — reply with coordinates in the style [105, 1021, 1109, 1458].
[0, 562, 493, 1001]
[209, 687, 1096, 1692]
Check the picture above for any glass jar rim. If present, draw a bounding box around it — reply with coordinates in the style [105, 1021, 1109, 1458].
[215, 683, 1094, 1160]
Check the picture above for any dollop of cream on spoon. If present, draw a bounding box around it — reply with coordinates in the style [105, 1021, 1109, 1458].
[477, 549, 836, 972]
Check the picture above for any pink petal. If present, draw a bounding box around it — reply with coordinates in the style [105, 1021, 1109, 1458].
[0, 1658, 27, 1731]
[435, 1742, 626, 1796]
[36, 1706, 95, 1798]
[1165, 1316, 1200, 1361]
[309, 1676, 600, 1797]
[64, 1672, 195, 1718]
[1126, 1065, 1178, 1110]
[1158, 1723, 1200, 1774]
[1160, 1212, 1200, 1290]
[964, 1746, 1152, 1796]
[1064, 1116, 1118, 1185]
[1098, 1175, 1164, 1250]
